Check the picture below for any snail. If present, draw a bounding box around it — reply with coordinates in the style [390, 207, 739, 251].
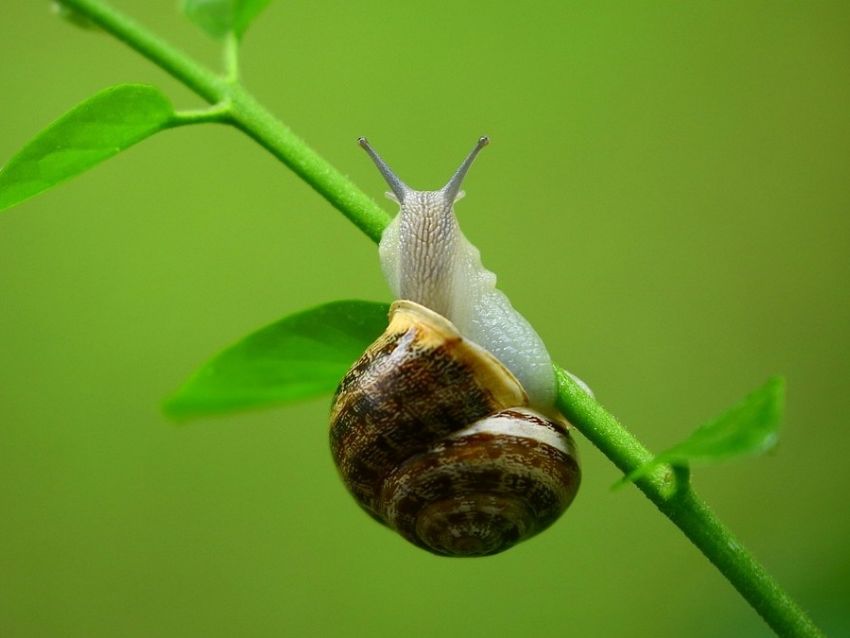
[329, 137, 581, 557]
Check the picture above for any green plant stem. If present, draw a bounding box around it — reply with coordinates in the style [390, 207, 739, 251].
[173, 102, 233, 126]
[61, 0, 391, 243]
[61, 0, 224, 102]
[224, 32, 239, 83]
[226, 88, 391, 242]
[57, 2, 824, 636]
[554, 370, 822, 638]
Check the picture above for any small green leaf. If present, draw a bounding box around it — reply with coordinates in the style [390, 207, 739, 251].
[0, 85, 175, 213]
[164, 300, 390, 420]
[620, 377, 785, 485]
[52, 1, 101, 31]
[181, 0, 273, 39]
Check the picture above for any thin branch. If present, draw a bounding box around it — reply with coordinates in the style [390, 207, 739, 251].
[60, 0, 391, 243]
[554, 370, 823, 638]
[224, 32, 240, 83]
[60, 0, 225, 103]
[53, 2, 825, 636]
[226, 88, 391, 242]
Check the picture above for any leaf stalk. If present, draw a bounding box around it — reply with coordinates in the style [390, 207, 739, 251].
[224, 31, 239, 83]
[173, 102, 233, 126]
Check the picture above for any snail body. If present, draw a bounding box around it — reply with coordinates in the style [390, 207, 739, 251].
[375, 137, 556, 408]
[329, 138, 581, 556]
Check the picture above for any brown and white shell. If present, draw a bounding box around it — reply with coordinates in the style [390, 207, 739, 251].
[329, 300, 580, 557]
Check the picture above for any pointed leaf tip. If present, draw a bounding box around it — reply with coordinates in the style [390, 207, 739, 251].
[181, 0, 273, 39]
[164, 300, 390, 421]
[617, 376, 785, 487]
[0, 84, 174, 213]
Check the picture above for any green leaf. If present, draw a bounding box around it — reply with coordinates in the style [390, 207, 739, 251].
[620, 377, 785, 485]
[164, 300, 390, 420]
[181, 0, 273, 39]
[52, 1, 101, 31]
[0, 85, 174, 213]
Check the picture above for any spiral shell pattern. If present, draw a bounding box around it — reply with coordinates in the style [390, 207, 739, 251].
[329, 300, 580, 557]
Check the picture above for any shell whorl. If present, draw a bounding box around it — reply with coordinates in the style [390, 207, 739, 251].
[329, 301, 580, 556]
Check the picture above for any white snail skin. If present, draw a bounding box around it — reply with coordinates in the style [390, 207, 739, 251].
[329, 138, 580, 557]
[373, 137, 556, 409]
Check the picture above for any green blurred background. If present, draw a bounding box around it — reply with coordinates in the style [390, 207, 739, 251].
[1, 2, 848, 636]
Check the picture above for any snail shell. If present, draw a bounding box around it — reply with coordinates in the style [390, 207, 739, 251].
[330, 137, 583, 557]
[330, 300, 580, 557]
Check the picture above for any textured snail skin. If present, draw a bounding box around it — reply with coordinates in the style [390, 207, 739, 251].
[363, 135, 557, 408]
[330, 301, 580, 557]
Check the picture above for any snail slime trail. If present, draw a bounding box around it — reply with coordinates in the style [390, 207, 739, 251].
[329, 138, 581, 557]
